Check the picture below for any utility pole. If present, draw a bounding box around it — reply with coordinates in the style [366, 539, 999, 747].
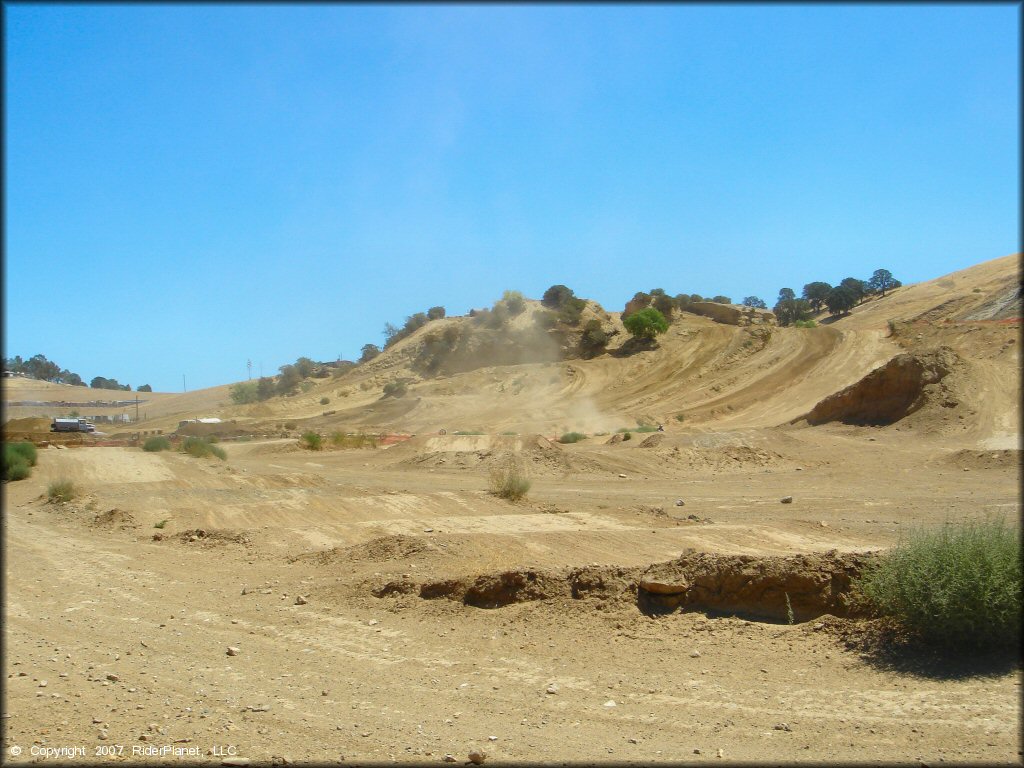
[135, 395, 139, 423]
[247, 359, 252, 380]
[183, 374, 186, 393]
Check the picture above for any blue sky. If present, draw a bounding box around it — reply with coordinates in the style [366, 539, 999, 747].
[4, 4, 1019, 392]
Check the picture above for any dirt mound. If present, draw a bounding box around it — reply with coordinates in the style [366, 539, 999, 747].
[944, 448, 1021, 470]
[376, 550, 875, 621]
[3, 417, 52, 433]
[310, 534, 435, 565]
[167, 528, 252, 547]
[648, 444, 789, 472]
[637, 549, 876, 622]
[394, 433, 579, 476]
[91, 508, 137, 529]
[796, 348, 959, 426]
[638, 432, 665, 448]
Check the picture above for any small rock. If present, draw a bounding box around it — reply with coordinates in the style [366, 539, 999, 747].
[545, 684, 559, 694]
[488, 736, 497, 741]
[717, 748, 724, 758]
[819, 521, 828, 527]
[773, 723, 792, 732]
[442, 756, 457, 763]
[424, 528, 434, 533]
[367, 620, 378, 626]
[92, 717, 104, 724]
[105, 674, 120, 682]
[628, 738, 639, 744]
[693, 748, 701, 754]
[813, 622, 824, 631]
[603, 700, 616, 707]
[795, 467, 803, 471]
[780, 496, 793, 504]
[38, 680, 47, 687]
[690, 650, 701, 658]
[675, 499, 685, 507]
[221, 759, 251, 767]
[98, 729, 108, 740]
[618, 473, 627, 479]
[294, 595, 307, 605]
[468, 751, 486, 765]
[226, 646, 241, 656]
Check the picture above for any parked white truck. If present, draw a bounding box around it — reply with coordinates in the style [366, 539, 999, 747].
[50, 418, 96, 433]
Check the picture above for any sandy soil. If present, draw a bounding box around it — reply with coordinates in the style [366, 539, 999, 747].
[2, 254, 1020, 765]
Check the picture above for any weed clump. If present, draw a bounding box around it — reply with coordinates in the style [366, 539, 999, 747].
[488, 456, 531, 501]
[181, 436, 227, 460]
[854, 518, 1021, 650]
[559, 432, 587, 444]
[143, 436, 171, 452]
[300, 432, 323, 450]
[4, 442, 37, 481]
[47, 478, 76, 503]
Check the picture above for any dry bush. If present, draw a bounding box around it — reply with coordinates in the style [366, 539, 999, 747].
[488, 456, 531, 501]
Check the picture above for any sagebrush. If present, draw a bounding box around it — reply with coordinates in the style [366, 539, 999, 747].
[142, 436, 171, 452]
[855, 518, 1021, 650]
[181, 436, 227, 460]
[47, 478, 76, 503]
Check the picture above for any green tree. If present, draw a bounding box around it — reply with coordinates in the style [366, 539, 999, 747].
[427, 306, 446, 320]
[711, 295, 732, 305]
[229, 381, 259, 404]
[557, 297, 587, 326]
[501, 290, 527, 315]
[622, 291, 651, 319]
[276, 364, 301, 395]
[742, 296, 767, 309]
[777, 287, 796, 303]
[651, 292, 675, 320]
[137, 384, 152, 392]
[623, 307, 668, 340]
[360, 344, 381, 363]
[826, 286, 858, 316]
[542, 284, 575, 309]
[256, 377, 276, 401]
[802, 282, 832, 312]
[294, 357, 316, 378]
[774, 297, 812, 326]
[868, 269, 898, 297]
[579, 319, 609, 356]
[840, 277, 868, 305]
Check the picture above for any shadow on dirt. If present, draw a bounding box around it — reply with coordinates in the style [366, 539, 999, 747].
[835, 619, 1021, 680]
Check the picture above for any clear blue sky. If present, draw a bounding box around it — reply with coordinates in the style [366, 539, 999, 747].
[4, 4, 1019, 392]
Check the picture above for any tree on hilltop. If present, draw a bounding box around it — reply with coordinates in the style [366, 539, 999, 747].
[542, 285, 575, 309]
[360, 344, 381, 363]
[802, 282, 832, 312]
[427, 306, 446, 320]
[868, 269, 899, 297]
[826, 285, 858, 317]
[742, 296, 767, 309]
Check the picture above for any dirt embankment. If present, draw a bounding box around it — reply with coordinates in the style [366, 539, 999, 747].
[370, 550, 875, 623]
[795, 347, 959, 427]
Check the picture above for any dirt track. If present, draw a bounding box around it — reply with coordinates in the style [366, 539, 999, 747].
[3, 254, 1021, 764]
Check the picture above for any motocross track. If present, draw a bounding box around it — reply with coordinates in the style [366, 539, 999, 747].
[2, 253, 1020, 765]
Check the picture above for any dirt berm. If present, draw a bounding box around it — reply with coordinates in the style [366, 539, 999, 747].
[374, 550, 875, 623]
[794, 347, 960, 426]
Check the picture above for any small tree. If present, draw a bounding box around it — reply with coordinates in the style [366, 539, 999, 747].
[579, 319, 608, 356]
[229, 381, 259, 404]
[501, 290, 527, 315]
[868, 269, 898, 297]
[622, 291, 651, 319]
[623, 307, 668, 340]
[277, 364, 301, 395]
[711, 295, 732, 305]
[427, 306, 446, 320]
[256, 376, 276, 401]
[742, 296, 767, 309]
[651, 292, 675, 320]
[557, 297, 587, 326]
[294, 357, 316, 378]
[777, 287, 796, 304]
[360, 344, 381, 363]
[136, 384, 153, 392]
[840, 277, 868, 305]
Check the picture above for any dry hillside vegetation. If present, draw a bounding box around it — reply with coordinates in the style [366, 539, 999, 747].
[2, 253, 1020, 764]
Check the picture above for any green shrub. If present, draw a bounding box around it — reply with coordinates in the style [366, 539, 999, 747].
[675, 413, 685, 422]
[181, 436, 227, 460]
[7, 441, 38, 466]
[229, 381, 259, 404]
[320, 396, 330, 405]
[300, 380, 315, 393]
[794, 319, 817, 328]
[383, 380, 408, 398]
[300, 431, 322, 450]
[559, 432, 587, 444]
[47, 478, 76, 503]
[623, 307, 668, 339]
[142, 436, 171, 452]
[4, 453, 31, 481]
[488, 457, 531, 501]
[154, 519, 169, 529]
[454, 430, 484, 435]
[622, 432, 632, 441]
[855, 518, 1021, 650]
[634, 425, 658, 433]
